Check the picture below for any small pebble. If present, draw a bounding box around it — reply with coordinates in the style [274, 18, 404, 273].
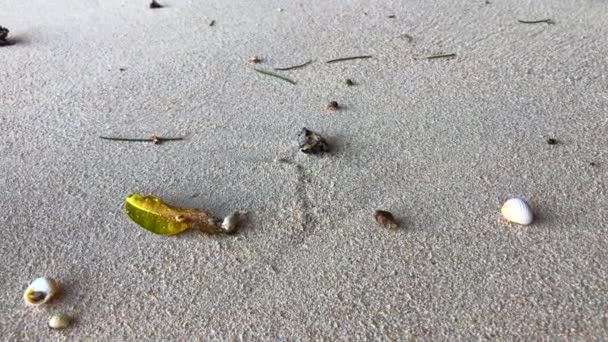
[326, 101, 340, 111]
[249, 55, 262, 64]
[297, 128, 329, 154]
[345, 79, 355, 86]
[49, 314, 70, 330]
[546, 138, 558, 145]
[388, 15, 396, 18]
[374, 210, 398, 229]
[149, 0, 163, 8]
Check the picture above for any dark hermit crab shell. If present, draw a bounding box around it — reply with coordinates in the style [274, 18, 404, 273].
[297, 128, 329, 154]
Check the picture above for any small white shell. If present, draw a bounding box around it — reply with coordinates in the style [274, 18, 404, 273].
[48, 313, 70, 329]
[501, 198, 533, 225]
[23, 277, 58, 306]
[221, 210, 248, 233]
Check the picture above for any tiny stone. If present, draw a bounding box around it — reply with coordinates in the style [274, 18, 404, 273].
[248, 55, 262, 64]
[388, 15, 396, 18]
[374, 210, 398, 229]
[345, 79, 354, 86]
[590, 162, 597, 167]
[49, 313, 71, 330]
[149, 0, 163, 9]
[546, 138, 558, 145]
[209, 20, 216, 26]
[297, 128, 329, 154]
[119, 68, 126, 72]
[327, 101, 340, 111]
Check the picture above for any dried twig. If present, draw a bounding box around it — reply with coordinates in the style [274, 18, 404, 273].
[99, 135, 184, 144]
[274, 59, 313, 71]
[424, 53, 457, 60]
[518, 19, 554, 24]
[326, 55, 372, 64]
[253, 68, 296, 85]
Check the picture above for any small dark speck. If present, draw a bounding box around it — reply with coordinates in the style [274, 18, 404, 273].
[345, 79, 355, 86]
[546, 138, 558, 145]
[590, 162, 597, 167]
[388, 15, 396, 18]
[209, 20, 216, 26]
[485, 0, 491, 4]
[150, 0, 163, 9]
[119, 68, 126, 72]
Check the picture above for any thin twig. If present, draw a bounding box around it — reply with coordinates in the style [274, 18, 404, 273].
[274, 59, 313, 71]
[517, 19, 554, 24]
[99, 135, 185, 144]
[326, 55, 372, 64]
[253, 68, 297, 85]
[424, 53, 457, 60]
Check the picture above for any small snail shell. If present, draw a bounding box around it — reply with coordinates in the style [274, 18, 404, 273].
[23, 277, 58, 306]
[501, 198, 533, 225]
[49, 313, 71, 329]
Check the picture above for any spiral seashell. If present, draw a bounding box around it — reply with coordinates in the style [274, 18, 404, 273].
[23, 277, 58, 306]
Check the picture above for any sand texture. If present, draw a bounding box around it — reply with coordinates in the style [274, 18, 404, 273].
[1, 0, 608, 340]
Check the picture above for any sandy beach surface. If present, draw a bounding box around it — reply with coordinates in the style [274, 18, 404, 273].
[1, 0, 608, 340]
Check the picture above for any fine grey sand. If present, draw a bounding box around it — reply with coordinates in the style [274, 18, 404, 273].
[2, 0, 608, 340]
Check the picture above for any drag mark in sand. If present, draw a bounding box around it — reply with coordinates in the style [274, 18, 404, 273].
[293, 164, 315, 244]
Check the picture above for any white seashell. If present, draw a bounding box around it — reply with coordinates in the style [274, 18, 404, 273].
[501, 198, 533, 225]
[221, 210, 248, 233]
[48, 313, 71, 329]
[23, 277, 58, 306]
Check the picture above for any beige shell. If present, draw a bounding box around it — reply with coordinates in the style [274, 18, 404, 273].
[49, 313, 71, 329]
[23, 277, 58, 306]
[501, 198, 533, 225]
